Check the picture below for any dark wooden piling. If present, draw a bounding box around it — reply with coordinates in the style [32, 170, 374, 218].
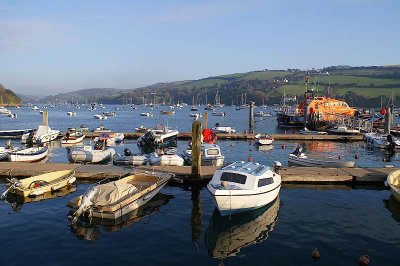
[249, 101, 254, 133]
[191, 121, 202, 179]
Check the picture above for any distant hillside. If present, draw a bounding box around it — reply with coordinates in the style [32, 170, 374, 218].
[39, 65, 400, 107]
[0, 83, 22, 106]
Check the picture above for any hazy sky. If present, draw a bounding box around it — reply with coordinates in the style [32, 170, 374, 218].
[1, 0, 399, 96]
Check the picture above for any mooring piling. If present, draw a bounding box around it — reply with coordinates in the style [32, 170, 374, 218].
[191, 121, 202, 179]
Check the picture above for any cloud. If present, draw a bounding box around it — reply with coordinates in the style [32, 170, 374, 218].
[0, 19, 71, 54]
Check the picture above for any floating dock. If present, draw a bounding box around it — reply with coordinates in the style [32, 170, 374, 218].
[0, 162, 394, 184]
[65, 132, 364, 142]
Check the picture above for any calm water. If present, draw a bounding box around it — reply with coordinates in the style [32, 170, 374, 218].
[0, 105, 400, 265]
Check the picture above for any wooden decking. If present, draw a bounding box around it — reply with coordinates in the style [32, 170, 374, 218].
[63, 132, 364, 142]
[0, 162, 395, 184]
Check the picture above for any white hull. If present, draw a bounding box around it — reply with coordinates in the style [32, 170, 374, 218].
[68, 147, 115, 163]
[21, 125, 60, 144]
[8, 147, 48, 162]
[149, 153, 184, 166]
[364, 133, 400, 149]
[61, 134, 85, 144]
[207, 183, 281, 215]
[288, 154, 355, 168]
[212, 126, 236, 134]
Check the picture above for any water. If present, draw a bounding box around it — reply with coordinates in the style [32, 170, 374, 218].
[0, 105, 400, 265]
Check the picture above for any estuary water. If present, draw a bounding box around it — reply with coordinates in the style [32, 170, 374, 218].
[0, 105, 399, 265]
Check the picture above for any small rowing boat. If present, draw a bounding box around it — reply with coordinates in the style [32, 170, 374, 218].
[1, 170, 76, 198]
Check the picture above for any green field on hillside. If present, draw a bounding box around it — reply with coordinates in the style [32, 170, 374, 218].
[278, 84, 400, 97]
[178, 78, 228, 88]
[294, 75, 400, 86]
[239, 71, 289, 80]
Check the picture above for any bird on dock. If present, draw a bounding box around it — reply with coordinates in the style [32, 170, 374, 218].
[311, 248, 320, 260]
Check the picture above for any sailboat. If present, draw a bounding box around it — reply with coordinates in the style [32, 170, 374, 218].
[191, 95, 198, 111]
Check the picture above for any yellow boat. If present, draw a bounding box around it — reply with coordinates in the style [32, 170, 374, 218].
[387, 170, 400, 202]
[4, 170, 76, 198]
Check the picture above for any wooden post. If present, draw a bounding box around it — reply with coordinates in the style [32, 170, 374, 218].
[249, 101, 254, 133]
[43, 110, 49, 126]
[385, 106, 392, 134]
[203, 112, 208, 129]
[191, 121, 202, 179]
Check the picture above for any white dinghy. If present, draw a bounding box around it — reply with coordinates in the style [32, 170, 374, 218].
[8, 146, 49, 162]
[288, 147, 355, 168]
[207, 161, 282, 216]
[113, 148, 147, 166]
[67, 141, 115, 164]
[149, 148, 184, 166]
[254, 134, 274, 145]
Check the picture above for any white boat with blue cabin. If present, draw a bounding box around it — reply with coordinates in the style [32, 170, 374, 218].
[207, 161, 282, 216]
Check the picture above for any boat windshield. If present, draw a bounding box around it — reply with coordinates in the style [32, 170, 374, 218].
[220, 172, 247, 185]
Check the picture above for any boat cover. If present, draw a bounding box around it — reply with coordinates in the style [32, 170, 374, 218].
[91, 182, 138, 206]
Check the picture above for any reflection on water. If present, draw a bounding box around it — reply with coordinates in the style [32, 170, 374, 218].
[70, 193, 174, 241]
[255, 144, 273, 152]
[384, 194, 400, 222]
[205, 197, 280, 259]
[4, 185, 77, 211]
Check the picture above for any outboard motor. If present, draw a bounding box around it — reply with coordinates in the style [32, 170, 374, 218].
[94, 141, 103, 150]
[124, 148, 132, 156]
[70, 186, 98, 224]
[291, 146, 303, 156]
[273, 161, 282, 173]
[387, 134, 396, 151]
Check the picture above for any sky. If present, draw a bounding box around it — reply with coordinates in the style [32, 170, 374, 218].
[0, 0, 399, 96]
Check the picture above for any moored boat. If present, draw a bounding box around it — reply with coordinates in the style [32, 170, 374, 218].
[140, 112, 153, 117]
[327, 125, 360, 135]
[0, 129, 34, 139]
[207, 161, 282, 215]
[67, 170, 172, 221]
[61, 132, 85, 145]
[254, 134, 274, 145]
[2, 170, 76, 198]
[67, 142, 115, 164]
[149, 148, 184, 166]
[137, 125, 178, 147]
[288, 147, 355, 167]
[387, 170, 400, 202]
[135, 125, 151, 133]
[364, 132, 400, 149]
[182, 143, 224, 166]
[21, 125, 60, 144]
[68, 125, 89, 132]
[113, 148, 147, 166]
[212, 125, 236, 134]
[8, 146, 49, 162]
[299, 127, 327, 135]
[94, 114, 107, 120]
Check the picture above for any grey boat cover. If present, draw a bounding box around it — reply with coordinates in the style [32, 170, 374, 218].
[91, 182, 138, 207]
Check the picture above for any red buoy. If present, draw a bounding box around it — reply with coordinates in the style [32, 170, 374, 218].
[380, 108, 387, 115]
